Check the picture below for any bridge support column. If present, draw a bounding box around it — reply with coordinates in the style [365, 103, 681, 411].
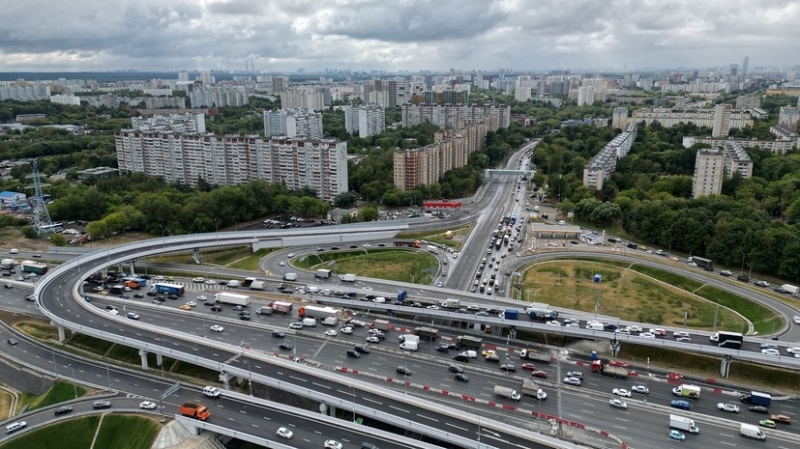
[155, 353, 163, 366]
[52, 323, 66, 342]
[219, 370, 230, 389]
[720, 354, 732, 378]
[129, 261, 136, 275]
[139, 349, 149, 370]
[319, 402, 335, 416]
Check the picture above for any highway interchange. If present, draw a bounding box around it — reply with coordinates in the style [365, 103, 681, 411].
[2, 140, 800, 449]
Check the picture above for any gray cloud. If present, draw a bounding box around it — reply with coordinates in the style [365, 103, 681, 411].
[0, 0, 797, 72]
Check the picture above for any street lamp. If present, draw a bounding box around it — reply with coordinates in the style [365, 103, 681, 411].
[66, 363, 77, 398]
[644, 357, 650, 403]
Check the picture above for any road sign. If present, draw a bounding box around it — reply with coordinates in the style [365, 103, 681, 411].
[161, 381, 181, 399]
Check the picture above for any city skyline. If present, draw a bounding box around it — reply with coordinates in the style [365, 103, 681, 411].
[1, 0, 797, 73]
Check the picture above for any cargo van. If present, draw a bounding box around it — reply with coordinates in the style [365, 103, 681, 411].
[227, 280, 241, 288]
[302, 318, 317, 327]
[373, 297, 386, 303]
[740, 423, 766, 441]
[586, 321, 604, 330]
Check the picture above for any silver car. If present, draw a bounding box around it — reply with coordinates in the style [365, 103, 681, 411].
[563, 376, 582, 386]
[717, 402, 740, 413]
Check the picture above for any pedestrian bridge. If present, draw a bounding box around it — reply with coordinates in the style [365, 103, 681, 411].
[485, 169, 535, 178]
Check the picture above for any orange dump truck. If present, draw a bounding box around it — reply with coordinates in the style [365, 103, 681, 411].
[179, 402, 211, 421]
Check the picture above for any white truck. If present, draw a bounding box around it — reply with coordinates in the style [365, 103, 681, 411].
[214, 292, 251, 307]
[740, 423, 766, 441]
[315, 269, 332, 279]
[442, 298, 460, 309]
[340, 273, 356, 282]
[0, 259, 15, 270]
[399, 334, 420, 351]
[250, 281, 265, 290]
[669, 414, 699, 434]
[322, 316, 338, 326]
[283, 272, 298, 281]
[493, 385, 521, 401]
[426, 245, 439, 254]
[781, 284, 799, 295]
[672, 384, 701, 399]
[521, 380, 547, 400]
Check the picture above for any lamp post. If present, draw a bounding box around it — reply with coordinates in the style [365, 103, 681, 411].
[66, 363, 77, 398]
[106, 363, 112, 390]
[644, 357, 650, 403]
[51, 348, 59, 380]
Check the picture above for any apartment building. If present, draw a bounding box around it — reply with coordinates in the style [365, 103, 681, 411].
[582, 123, 638, 190]
[692, 142, 753, 198]
[131, 113, 206, 134]
[115, 132, 347, 202]
[344, 104, 385, 138]
[280, 87, 326, 111]
[263, 109, 323, 139]
[712, 104, 732, 137]
[778, 106, 799, 131]
[400, 104, 511, 131]
[0, 84, 51, 101]
[612, 107, 752, 134]
[683, 135, 799, 155]
[363, 79, 411, 108]
[188, 86, 250, 108]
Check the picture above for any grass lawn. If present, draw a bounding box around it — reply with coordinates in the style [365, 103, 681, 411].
[519, 260, 748, 331]
[0, 416, 99, 449]
[397, 224, 474, 251]
[13, 321, 59, 341]
[17, 381, 87, 412]
[294, 249, 438, 285]
[92, 415, 161, 449]
[0, 390, 12, 420]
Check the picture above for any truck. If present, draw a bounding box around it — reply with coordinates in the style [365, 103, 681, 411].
[20, 261, 48, 275]
[456, 335, 483, 350]
[250, 281, 265, 290]
[442, 298, 460, 309]
[590, 360, 629, 378]
[179, 402, 211, 421]
[426, 245, 439, 254]
[396, 290, 407, 302]
[493, 385, 521, 401]
[669, 414, 700, 434]
[399, 334, 420, 351]
[256, 306, 274, 315]
[710, 331, 743, 349]
[370, 319, 391, 331]
[520, 349, 552, 363]
[740, 391, 771, 407]
[297, 305, 339, 320]
[315, 269, 332, 279]
[394, 240, 422, 248]
[672, 384, 701, 399]
[123, 280, 141, 289]
[340, 273, 356, 282]
[283, 273, 298, 281]
[214, 292, 251, 307]
[740, 423, 766, 441]
[687, 256, 713, 270]
[781, 284, 799, 295]
[0, 259, 15, 270]
[525, 308, 559, 321]
[269, 301, 293, 314]
[242, 277, 257, 287]
[153, 283, 185, 296]
[521, 380, 547, 400]
[414, 326, 439, 341]
[109, 285, 125, 295]
[322, 316, 338, 326]
[503, 309, 519, 320]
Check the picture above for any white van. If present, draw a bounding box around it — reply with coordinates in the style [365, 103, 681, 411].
[227, 280, 241, 288]
[586, 321, 604, 330]
[740, 423, 765, 441]
[6, 421, 26, 434]
[373, 297, 386, 303]
[203, 386, 221, 398]
[302, 318, 317, 327]
[307, 286, 319, 294]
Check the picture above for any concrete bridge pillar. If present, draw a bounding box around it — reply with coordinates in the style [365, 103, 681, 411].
[53, 323, 66, 342]
[219, 370, 230, 389]
[155, 353, 163, 366]
[139, 349, 149, 370]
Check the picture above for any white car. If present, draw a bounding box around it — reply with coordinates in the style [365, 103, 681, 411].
[193, 277, 205, 283]
[649, 328, 666, 336]
[453, 252, 459, 258]
[566, 322, 580, 328]
[324, 440, 343, 449]
[9, 248, 19, 254]
[426, 305, 440, 310]
[612, 388, 632, 398]
[631, 385, 649, 394]
[761, 348, 780, 356]
[153, 275, 165, 281]
[639, 332, 656, 339]
[139, 401, 157, 410]
[325, 329, 338, 337]
[287, 253, 296, 257]
[794, 315, 800, 325]
[627, 325, 642, 332]
[676, 336, 692, 343]
[361, 244, 371, 248]
[203, 386, 221, 398]
[349, 319, 366, 327]
[185, 301, 197, 307]
[107, 309, 119, 316]
[340, 326, 354, 334]
[609, 398, 628, 410]
[205, 279, 216, 285]
[197, 295, 207, 301]
[546, 320, 561, 327]
[366, 336, 380, 344]
[673, 331, 690, 338]
[210, 325, 224, 333]
[276, 427, 293, 439]
[717, 402, 740, 413]
[563, 377, 582, 386]
[786, 347, 800, 354]
[279, 261, 285, 266]
[615, 328, 631, 334]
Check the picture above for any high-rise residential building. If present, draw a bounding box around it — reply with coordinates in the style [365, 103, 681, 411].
[577, 85, 594, 106]
[583, 123, 638, 190]
[198, 71, 214, 85]
[400, 104, 510, 131]
[280, 87, 325, 111]
[514, 87, 531, 102]
[735, 95, 761, 109]
[712, 104, 732, 137]
[344, 104, 385, 138]
[363, 79, 411, 108]
[49, 94, 81, 106]
[178, 72, 189, 82]
[115, 132, 347, 202]
[263, 109, 323, 139]
[691, 142, 753, 198]
[188, 86, 250, 108]
[741, 56, 749, 78]
[778, 106, 799, 131]
[272, 76, 289, 93]
[0, 84, 51, 101]
[131, 113, 206, 133]
[612, 107, 629, 129]
[617, 107, 752, 132]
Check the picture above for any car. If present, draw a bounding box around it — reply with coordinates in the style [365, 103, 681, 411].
[749, 405, 769, 414]
[5, 421, 26, 433]
[271, 331, 286, 338]
[366, 336, 380, 344]
[31, 254, 41, 258]
[770, 414, 791, 424]
[530, 370, 548, 379]
[53, 406, 73, 416]
[6, 338, 18, 346]
[453, 353, 470, 363]
[93, 286, 104, 292]
[192, 277, 205, 283]
[139, 401, 157, 410]
[324, 440, 343, 449]
[354, 344, 370, 354]
[667, 372, 684, 380]
[448, 364, 464, 373]
[564, 371, 582, 379]
[500, 364, 516, 372]
[546, 320, 561, 327]
[639, 332, 656, 339]
[153, 275, 165, 281]
[205, 279, 217, 285]
[210, 325, 224, 332]
[203, 386, 221, 398]
[455, 373, 469, 382]
[196, 295, 207, 301]
[346, 349, 361, 358]
[737, 274, 750, 283]
[126, 312, 140, 320]
[340, 326, 354, 334]
[436, 282, 443, 287]
[8, 248, 18, 254]
[608, 360, 629, 368]
[316, 247, 325, 252]
[107, 309, 119, 315]
[612, 388, 632, 398]
[482, 349, 496, 357]
[794, 315, 800, 325]
[627, 325, 642, 332]
[289, 322, 304, 329]
[426, 305, 440, 309]
[325, 329, 338, 337]
[609, 398, 628, 410]
[273, 426, 294, 439]
[232, 305, 244, 311]
[759, 420, 776, 428]
[396, 366, 413, 376]
[670, 400, 690, 410]
[485, 355, 500, 363]
[676, 336, 692, 342]
[133, 293, 144, 298]
[717, 402, 740, 413]
[615, 328, 630, 334]
[279, 343, 292, 351]
[604, 324, 618, 331]
[210, 305, 223, 312]
[755, 280, 770, 287]
[179, 304, 192, 310]
[720, 270, 732, 276]
[239, 314, 251, 321]
[668, 429, 686, 441]
[761, 348, 780, 356]
[92, 400, 112, 410]
[563, 377, 581, 386]
[521, 363, 537, 371]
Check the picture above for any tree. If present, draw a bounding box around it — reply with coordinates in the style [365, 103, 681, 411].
[589, 202, 621, 227]
[360, 206, 378, 222]
[50, 233, 67, 246]
[334, 192, 357, 209]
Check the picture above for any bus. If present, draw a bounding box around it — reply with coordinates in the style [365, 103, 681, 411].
[38, 222, 64, 233]
[21, 261, 48, 275]
[494, 238, 502, 250]
[510, 213, 517, 225]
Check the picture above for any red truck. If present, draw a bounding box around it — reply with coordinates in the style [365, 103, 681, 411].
[269, 301, 293, 314]
[179, 402, 211, 421]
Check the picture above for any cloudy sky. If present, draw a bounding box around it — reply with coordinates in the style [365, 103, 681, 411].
[0, 0, 798, 73]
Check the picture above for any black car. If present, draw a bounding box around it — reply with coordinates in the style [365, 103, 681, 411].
[500, 364, 516, 372]
[239, 315, 251, 321]
[133, 293, 144, 298]
[7, 338, 18, 346]
[436, 344, 450, 353]
[54, 406, 73, 416]
[349, 244, 358, 248]
[604, 324, 619, 331]
[485, 355, 501, 363]
[396, 366, 413, 376]
[354, 345, 370, 354]
[346, 349, 361, 358]
[453, 354, 470, 362]
[737, 274, 750, 283]
[146, 291, 156, 296]
[92, 400, 112, 410]
[448, 364, 463, 373]
[279, 343, 292, 350]
[331, 246, 340, 250]
[272, 331, 286, 338]
[455, 373, 469, 382]
[210, 305, 223, 312]
[749, 405, 769, 414]
[204, 300, 215, 306]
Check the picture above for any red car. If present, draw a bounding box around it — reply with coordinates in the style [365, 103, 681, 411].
[521, 363, 536, 371]
[608, 360, 629, 368]
[667, 372, 684, 380]
[532, 370, 548, 379]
